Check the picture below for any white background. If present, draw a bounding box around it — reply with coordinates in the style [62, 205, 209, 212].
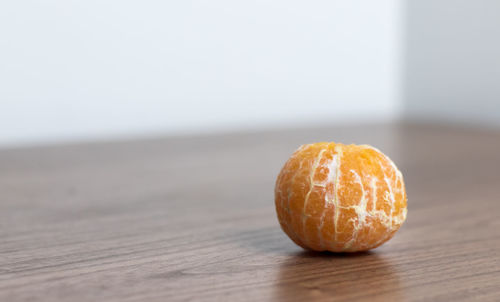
[1, 0, 499, 148]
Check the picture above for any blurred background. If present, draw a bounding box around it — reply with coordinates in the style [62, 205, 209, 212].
[0, 0, 499, 148]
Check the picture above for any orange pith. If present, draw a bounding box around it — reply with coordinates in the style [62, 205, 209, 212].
[275, 142, 407, 252]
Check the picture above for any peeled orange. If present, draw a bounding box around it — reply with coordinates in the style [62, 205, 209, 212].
[275, 142, 407, 252]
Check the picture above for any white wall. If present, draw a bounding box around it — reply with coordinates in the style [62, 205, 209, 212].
[403, 0, 500, 126]
[0, 0, 401, 147]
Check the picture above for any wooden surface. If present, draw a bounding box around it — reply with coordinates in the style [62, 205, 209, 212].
[1, 123, 500, 301]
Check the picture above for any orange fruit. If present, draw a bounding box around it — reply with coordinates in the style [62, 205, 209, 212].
[275, 142, 407, 252]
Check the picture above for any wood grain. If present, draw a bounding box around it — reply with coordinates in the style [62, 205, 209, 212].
[1, 122, 499, 301]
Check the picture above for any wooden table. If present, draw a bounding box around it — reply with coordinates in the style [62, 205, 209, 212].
[1, 123, 499, 301]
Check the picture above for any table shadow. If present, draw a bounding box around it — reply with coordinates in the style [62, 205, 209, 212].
[272, 250, 406, 301]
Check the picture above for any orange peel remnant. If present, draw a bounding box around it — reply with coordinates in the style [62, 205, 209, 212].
[275, 142, 407, 252]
